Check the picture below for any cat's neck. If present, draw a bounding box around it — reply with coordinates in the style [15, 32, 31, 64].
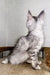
[30, 21, 44, 38]
[34, 23, 43, 33]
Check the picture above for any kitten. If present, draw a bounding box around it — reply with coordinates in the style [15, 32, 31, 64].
[2, 10, 45, 70]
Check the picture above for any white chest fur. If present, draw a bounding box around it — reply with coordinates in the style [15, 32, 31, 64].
[32, 20, 44, 38]
[31, 20, 44, 48]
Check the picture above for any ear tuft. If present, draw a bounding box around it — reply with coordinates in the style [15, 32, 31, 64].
[27, 10, 32, 21]
[38, 10, 45, 18]
[28, 10, 32, 16]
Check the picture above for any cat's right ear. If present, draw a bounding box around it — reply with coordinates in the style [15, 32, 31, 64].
[38, 10, 45, 21]
[27, 10, 32, 21]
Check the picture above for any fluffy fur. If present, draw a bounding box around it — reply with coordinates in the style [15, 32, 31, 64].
[2, 10, 45, 70]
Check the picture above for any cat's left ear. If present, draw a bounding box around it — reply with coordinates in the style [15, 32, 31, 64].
[38, 10, 45, 20]
[27, 10, 32, 21]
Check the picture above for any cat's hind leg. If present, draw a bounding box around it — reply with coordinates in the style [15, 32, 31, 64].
[2, 58, 8, 64]
[26, 58, 32, 63]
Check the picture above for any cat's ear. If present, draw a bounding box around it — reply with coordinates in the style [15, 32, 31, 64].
[38, 10, 45, 20]
[27, 10, 32, 21]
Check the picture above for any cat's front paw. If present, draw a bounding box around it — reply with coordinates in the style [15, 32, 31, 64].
[31, 61, 41, 70]
[35, 65, 41, 70]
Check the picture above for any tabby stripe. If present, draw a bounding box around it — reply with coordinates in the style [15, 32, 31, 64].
[29, 50, 35, 53]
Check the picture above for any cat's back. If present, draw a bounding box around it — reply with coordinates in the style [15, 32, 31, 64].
[14, 36, 29, 52]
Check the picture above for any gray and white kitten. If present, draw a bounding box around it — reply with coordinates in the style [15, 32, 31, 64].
[2, 10, 45, 70]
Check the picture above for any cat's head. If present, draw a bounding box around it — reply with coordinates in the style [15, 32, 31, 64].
[26, 10, 45, 32]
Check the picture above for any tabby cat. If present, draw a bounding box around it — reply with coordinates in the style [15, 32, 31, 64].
[2, 10, 45, 70]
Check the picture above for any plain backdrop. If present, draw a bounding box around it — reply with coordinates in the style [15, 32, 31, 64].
[0, 0, 50, 47]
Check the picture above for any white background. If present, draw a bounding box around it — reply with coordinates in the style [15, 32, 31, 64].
[0, 0, 50, 47]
